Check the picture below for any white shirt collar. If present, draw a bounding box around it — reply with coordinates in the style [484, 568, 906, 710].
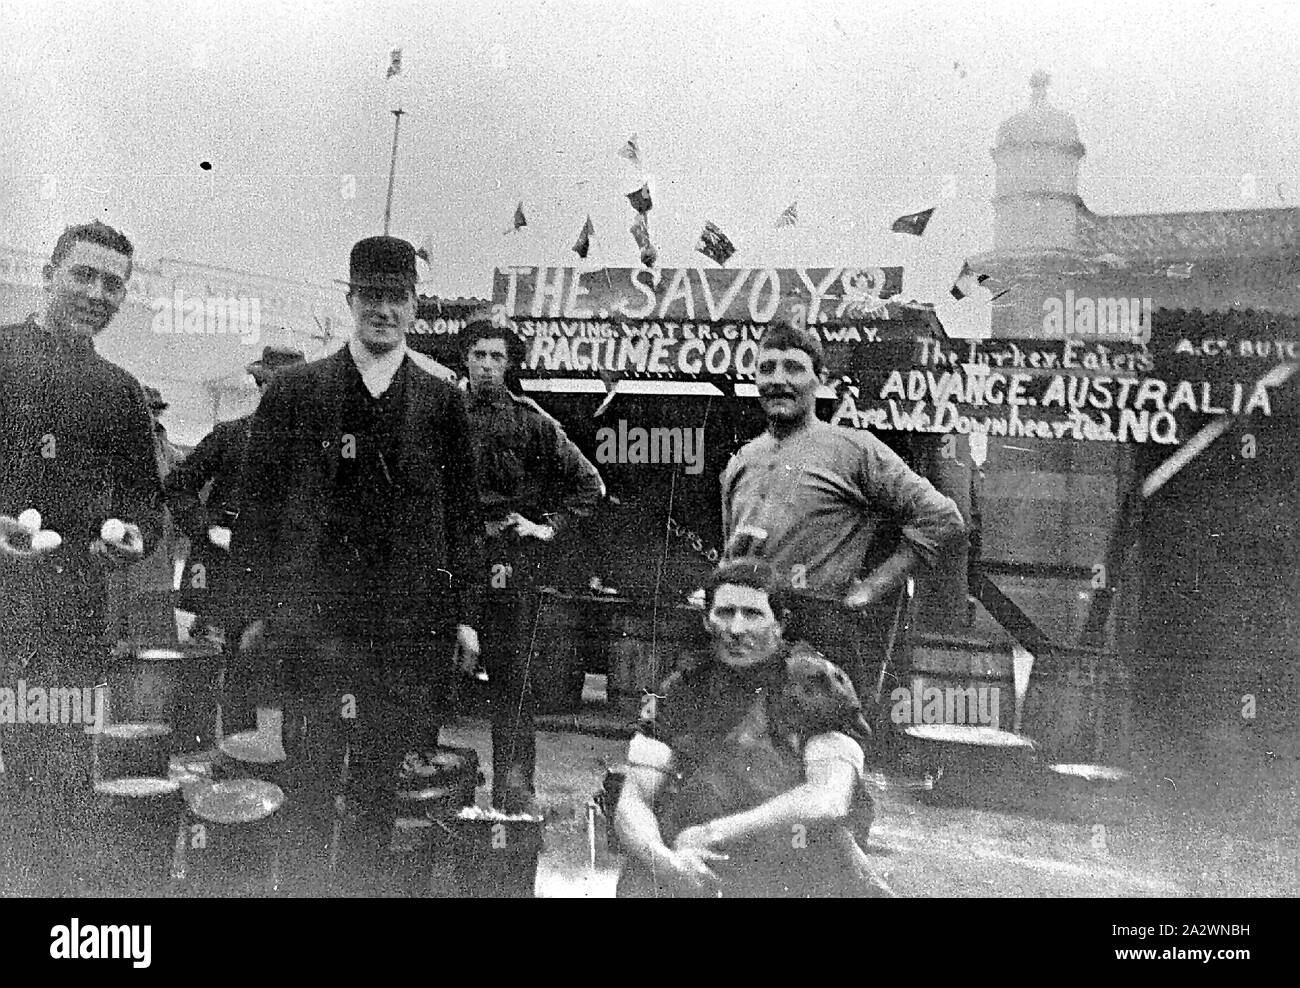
[347, 336, 408, 398]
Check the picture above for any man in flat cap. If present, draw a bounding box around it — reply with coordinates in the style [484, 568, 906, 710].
[232, 237, 485, 884]
[456, 318, 603, 814]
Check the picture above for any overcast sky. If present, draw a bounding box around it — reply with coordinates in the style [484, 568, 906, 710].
[3, 0, 1298, 299]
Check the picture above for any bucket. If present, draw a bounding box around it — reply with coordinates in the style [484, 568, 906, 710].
[179, 778, 285, 896]
[1021, 648, 1133, 778]
[1020, 648, 1135, 822]
[528, 592, 589, 714]
[396, 745, 480, 810]
[93, 723, 174, 781]
[218, 707, 289, 785]
[387, 747, 483, 896]
[103, 641, 224, 752]
[90, 776, 183, 895]
[905, 724, 1041, 809]
[430, 811, 545, 898]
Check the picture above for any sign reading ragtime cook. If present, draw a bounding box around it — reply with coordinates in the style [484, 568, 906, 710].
[491, 266, 1297, 445]
[490, 264, 916, 383]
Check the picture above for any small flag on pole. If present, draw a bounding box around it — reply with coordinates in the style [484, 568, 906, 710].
[696, 220, 736, 266]
[891, 206, 935, 236]
[618, 134, 641, 165]
[776, 201, 798, 228]
[626, 183, 653, 214]
[949, 261, 990, 300]
[594, 369, 621, 418]
[629, 213, 651, 251]
[386, 49, 403, 79]
[629, 214, 656, 267]
[572, 216, 595, 259]
[415, 234, 435, 264]
[505, 202, 527, 235]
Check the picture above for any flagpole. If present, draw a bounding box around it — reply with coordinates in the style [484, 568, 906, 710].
[382, 108, 405, 236]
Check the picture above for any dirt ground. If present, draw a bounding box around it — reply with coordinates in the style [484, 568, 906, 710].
[446, 684, 1298, 899]
[2, 680, 1293, 898]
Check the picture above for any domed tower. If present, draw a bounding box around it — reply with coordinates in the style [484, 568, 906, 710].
[992, 71, 1085, 253]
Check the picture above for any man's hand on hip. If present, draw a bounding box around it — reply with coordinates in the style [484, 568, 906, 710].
[239, 619, 267, 654]
[845, 544, 921, 611]
[843, 577, 887, 611]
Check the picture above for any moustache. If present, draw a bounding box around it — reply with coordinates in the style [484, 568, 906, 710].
[759, 389, 796, 399]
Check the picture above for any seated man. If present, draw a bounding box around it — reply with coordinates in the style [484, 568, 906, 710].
[614, 558, 882, 898]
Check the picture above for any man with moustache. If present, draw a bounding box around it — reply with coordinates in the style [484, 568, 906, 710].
[232, 237, 484, 882]
[456, 318, 603, 813]
[720, 322, 965, 694]
[0, 220, 161, 893]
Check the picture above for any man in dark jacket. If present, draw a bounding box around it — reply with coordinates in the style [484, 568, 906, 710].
[232, 237, 484, 870]
[458, 318, 603, 812]
[166, 345, 305, 641]
[123, 385, 186, 644]
[0, 220, 162, 893]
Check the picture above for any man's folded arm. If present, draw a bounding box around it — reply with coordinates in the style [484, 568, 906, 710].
[700, 732, 862, 846]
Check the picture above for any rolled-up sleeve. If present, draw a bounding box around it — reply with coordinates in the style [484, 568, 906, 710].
[857, 436, 965, 568]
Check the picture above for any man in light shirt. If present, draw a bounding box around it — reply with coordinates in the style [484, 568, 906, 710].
[232, 236, 485, 886]
[721, 321, 966, 692]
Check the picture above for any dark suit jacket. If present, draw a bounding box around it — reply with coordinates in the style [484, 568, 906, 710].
[163, 414, 254, 622]
[165, 414, 253, 542]
[231, 347, 485, 648]
[0, 317, 163, 657]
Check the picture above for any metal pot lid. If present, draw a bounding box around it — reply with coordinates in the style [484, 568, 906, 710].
[219, 732, 286, 764]
[1048, 763, 1130, 782]
[185, 779, 284, 823]
[400, 748, 469, 776]
[94, 777, 181, 797]
[904, 724, 1036, 748]
[396, 785, 453, 801]
[134, 641, 222, 660]
[99, 722, 172, 740]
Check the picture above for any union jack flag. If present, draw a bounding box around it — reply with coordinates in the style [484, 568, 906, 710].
[696, 220, 736, 266]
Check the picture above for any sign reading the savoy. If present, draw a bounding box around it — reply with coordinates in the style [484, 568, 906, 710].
[493, 265, 906, 325]
[489, 265, 929, 382]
